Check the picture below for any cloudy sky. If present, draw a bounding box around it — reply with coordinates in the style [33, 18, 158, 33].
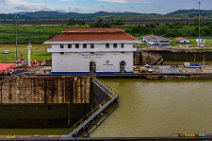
[0, 0, 211, 14]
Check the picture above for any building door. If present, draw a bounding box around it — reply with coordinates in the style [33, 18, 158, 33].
[120, 61, 126, 73]
[90, 61, 96, 73]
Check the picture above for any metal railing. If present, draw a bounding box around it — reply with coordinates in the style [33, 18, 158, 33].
[62, 77, 119, 138]
[93, 77, 118, 98]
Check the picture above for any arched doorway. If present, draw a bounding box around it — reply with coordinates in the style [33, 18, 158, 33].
[120, 61, 126, 73]
[90, 61, 96, 73]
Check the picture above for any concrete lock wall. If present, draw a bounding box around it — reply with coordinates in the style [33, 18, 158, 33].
[0, 76, 91, 104]
[0, 104, 90, 128]
[0, 76, 92, 128]
[150, 51, 212, 62]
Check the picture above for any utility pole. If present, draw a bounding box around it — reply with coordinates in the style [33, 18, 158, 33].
[27, 42, 32, 67]
[15, 15, 19, 65]
[198, 1, 201, 48]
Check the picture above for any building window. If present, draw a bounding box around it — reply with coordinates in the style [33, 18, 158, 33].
[113, 44, 117, 48]
[106, 60, 110, 64]
[106, 44, 110, 48]
[83, 44, 87, 49]
[121, 44, 124, 48]
[90, 44, 94, 49]
[121, 52, 125, 53]
[68, 44, 72, 48]
[91, 52, 95, 54]
[60, 52, 64, 55]
[75, 44, 79, 49]
[60, 44, 64, 49]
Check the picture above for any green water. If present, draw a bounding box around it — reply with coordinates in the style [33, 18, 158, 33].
[1, 79, 212, 137]
[92, 79, 212, 137]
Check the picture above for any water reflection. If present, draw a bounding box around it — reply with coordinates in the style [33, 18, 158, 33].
[92, 79, 212, 137]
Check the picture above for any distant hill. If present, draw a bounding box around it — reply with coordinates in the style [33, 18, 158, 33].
[166, 9, 212, 18]
[0, 13, 31, 19]
[0, 9, 212, 20]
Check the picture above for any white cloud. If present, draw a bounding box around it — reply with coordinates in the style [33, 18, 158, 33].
[98, 0, 148, 3]
[0, 0, 52, 13]
[60, 0, 70, 2]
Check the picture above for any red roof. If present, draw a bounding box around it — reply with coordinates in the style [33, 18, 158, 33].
[47, 28, 138, 42]
[0, 63, 15, 72]
[176, 37, 188, 41]
[63, 28, 124, 33]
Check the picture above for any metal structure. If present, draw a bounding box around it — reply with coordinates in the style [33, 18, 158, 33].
[15, 15, 19, 65]
[62, 77, 119, 138]
[198, 1, 201, 48]
[27, 43, 32, 67]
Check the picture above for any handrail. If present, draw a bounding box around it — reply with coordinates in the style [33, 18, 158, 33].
[64, 77, 119, 138]
[69, 98, 109, 131]
[93, 78, 118, 95]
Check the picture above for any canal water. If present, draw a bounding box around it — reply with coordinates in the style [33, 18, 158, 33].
[92, 79, 212, 137]
[1, 79, 212, 137]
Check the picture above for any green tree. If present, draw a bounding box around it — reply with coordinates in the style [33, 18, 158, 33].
[90, 19, 111, 27]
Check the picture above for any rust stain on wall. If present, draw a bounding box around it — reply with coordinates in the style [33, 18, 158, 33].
[0, 76, 91, 104]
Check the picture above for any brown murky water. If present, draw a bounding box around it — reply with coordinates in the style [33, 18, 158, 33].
[1, 79, 212, 137]
[92, 79, 212, 137]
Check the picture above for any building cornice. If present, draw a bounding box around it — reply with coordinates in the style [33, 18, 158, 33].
[44, 40, 140, 44]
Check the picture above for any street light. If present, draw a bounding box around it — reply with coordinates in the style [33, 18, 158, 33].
[27, 42, 32, 67]
[15, 15, 19, 65]
[198, 1, 201, 48]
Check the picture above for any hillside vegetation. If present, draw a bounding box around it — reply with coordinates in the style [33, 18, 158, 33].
[1, 10, 212, 20]
[0, 22, 212, 44]
[0, 24, 87, 44]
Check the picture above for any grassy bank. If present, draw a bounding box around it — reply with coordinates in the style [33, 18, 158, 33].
[169, 38, 212, 47]
[0, 44, 50, 63]
[0, 24, 87, 44]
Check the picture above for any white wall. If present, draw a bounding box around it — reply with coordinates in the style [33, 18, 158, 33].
[48, 43, 137, 53]
[51, 52, 134, 73]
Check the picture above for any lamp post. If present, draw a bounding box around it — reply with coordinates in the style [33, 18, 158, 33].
[27, 42, 32, 67]
[15, 15, 19, 65]
[198, 1, 201, 48]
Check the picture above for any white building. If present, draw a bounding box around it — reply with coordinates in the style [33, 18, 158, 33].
[175, 37, 190, 44]
[196, 38, 205, 47]
[142, 35, 170, 46]
[44, 28, 139, 74]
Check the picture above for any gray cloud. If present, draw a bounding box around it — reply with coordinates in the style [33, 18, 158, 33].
[14, 5, 51, 11]
[68, 7, 82, 12]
